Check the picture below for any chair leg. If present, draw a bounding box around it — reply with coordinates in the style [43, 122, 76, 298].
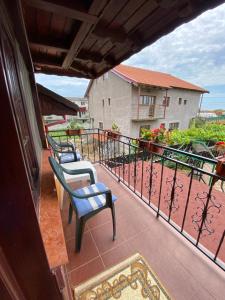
[75, 217, 85, 252]
[68, 202, 73, 224]
[111, 204, 116, 241]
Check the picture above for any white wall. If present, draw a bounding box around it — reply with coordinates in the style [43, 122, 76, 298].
[88, 71, 132, 136]
[163, 89, 201, 130]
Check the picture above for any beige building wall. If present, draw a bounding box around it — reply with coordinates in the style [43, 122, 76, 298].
[88, 71, 132, 136]
[88, 71, 202, 138]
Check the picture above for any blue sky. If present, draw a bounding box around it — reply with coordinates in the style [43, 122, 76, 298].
[35, 3, 225, 110]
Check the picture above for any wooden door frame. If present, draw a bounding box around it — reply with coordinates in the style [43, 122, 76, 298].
[0, 1, 62, 298]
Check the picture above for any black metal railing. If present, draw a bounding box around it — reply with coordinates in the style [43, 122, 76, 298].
[48, 128, 225, 271]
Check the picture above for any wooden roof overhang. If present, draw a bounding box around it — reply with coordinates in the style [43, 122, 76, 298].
[22, 0, 225, 79]
[37, 83, 81, 115]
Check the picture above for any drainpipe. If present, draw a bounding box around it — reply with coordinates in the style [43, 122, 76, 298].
[163, 89, 168, 118]
[137, 85, 140, 119]
[198, 93, 203, 116]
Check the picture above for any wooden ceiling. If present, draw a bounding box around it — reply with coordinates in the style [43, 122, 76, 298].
[22, 0, 225, 79]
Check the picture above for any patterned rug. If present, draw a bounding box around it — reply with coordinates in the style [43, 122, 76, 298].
[74, 253, 172, 299]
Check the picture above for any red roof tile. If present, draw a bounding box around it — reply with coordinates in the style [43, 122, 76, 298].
[113, 65, 208, 93]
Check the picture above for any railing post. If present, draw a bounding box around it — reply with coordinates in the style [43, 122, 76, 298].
[97, 128, 101, 164]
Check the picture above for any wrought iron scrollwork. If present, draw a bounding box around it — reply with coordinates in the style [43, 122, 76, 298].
[145, 162, 158, 198]
[192, 191, 221, 236]
[164, 175, 183, 213]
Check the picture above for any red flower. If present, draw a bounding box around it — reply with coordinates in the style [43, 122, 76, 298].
[216, 141, 225, 145]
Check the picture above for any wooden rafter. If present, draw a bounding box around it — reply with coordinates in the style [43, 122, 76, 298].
[32, 56, 62, 68]
[24, 0, 98, 23]
[30, 41, 69, 53]
[62, 0, 109, 69]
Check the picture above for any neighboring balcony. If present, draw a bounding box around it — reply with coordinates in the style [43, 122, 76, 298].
[46, 129, 225, 298]
[131, 103, 166, 121]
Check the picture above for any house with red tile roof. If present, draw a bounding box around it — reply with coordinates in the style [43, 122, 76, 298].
[85, 65, 208, 137]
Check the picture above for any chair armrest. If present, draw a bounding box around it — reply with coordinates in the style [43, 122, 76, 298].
[61, 167, 95, 184]
[58, 141, 75, 151]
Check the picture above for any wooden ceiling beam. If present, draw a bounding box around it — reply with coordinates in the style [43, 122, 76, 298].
[24, 0, 98, 24]
[62, 0, 109, 69]
[35, 66, 88, 78]
[32, 56, 62, 68]
[30, 40, 69, 53]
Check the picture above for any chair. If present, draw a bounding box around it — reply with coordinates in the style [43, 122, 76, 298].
[191, 140, 215, 159]
[49, 156, 117, 252]
[47, 134, 81, 164]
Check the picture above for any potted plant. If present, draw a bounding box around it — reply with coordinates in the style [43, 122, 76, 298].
[139, 125, 166, 153]
[108, 122, 120, 139]
[215, 141, 225, 178]
[66, 121, 83, 136]
[139, 128, 152, 150]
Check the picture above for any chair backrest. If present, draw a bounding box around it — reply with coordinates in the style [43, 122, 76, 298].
[47, 134, 59, 151]
[48, 156, 74, 196]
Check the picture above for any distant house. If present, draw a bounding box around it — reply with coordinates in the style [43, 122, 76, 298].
[67, 97, 88, 112]
[66, 97, 89, 121]
[85, 65, 208, 137]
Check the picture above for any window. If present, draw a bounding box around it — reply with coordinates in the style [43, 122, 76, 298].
[102, 99, 104, 107]
[99, 122, 103, 129]
[169, 122, 179, 130]
[184, 99, 187, 105]
[108, 98, 111, 105]
[81, 101, 85, 105]
[140, 95, 149, 105]
[140, 95, 155, 105]
[163, 96, 170, 107]
[178, 98, 182, 105]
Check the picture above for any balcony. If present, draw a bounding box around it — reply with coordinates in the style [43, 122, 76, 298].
[47, 129, 225, 298]
[131, 103, 165, 121]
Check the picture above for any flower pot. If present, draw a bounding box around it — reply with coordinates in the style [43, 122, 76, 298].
[149, 142, 164, 154]
[107, 130, 120, 139]
[66, 129, 81, 136]
[139, 139, 150, 150]
[216, 158, 225, 178]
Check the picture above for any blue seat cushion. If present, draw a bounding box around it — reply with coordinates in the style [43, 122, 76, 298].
[59, 153, 76, 163]
[72, 182, 117, 217]
[59, 151, 82, 163]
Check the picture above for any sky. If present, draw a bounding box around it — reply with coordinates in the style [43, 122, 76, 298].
[35, 3, 225, 110]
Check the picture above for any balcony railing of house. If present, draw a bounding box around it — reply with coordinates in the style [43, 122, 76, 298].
[48, 128, 225, 271]
[132, 103, 166, 120]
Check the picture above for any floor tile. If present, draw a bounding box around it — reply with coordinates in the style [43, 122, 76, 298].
[91, 221, 125, 254]
[69, 257, 104, 287]
[101, 242, 135, 268]
[66, 232, 98, 271]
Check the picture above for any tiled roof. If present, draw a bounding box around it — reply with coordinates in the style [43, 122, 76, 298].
[113, 65, 208, 93]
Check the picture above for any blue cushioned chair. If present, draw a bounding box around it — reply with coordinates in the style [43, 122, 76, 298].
[47, 134, 81, 163]
[49, 156, 117, 252]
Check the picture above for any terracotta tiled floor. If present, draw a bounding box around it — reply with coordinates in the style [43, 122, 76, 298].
[61, 164, 225, 300]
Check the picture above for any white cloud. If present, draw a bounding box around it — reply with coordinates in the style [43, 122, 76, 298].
[125, 3, 225, 88]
